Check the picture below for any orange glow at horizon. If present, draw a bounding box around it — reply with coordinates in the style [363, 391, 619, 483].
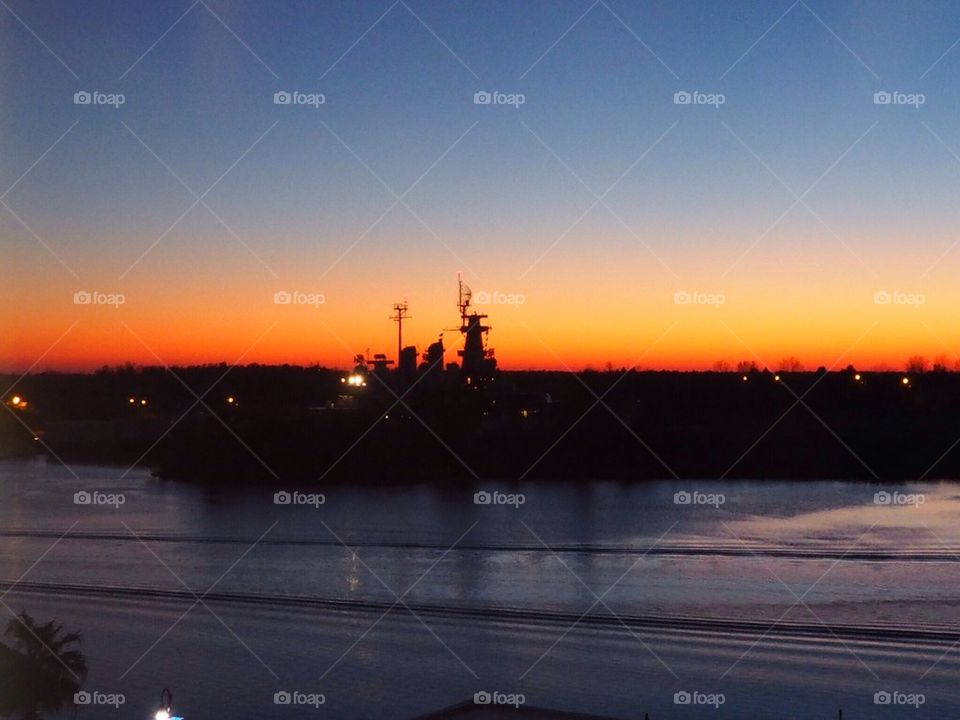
[5, 285, 960, 374]
[6, 223, 960, 374]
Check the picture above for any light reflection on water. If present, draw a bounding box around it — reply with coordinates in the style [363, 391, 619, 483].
[3, 459, 960, 718]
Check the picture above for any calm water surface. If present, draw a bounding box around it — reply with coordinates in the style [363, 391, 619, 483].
[2, 458, 960, 718]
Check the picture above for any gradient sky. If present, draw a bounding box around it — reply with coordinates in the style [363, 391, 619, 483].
[4, 0, 960, 371]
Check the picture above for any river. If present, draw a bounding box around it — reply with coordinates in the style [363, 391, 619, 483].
[2, 458, 959, 718]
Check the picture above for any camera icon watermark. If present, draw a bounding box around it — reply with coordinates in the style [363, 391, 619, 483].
[873, 490, 925, 508]
[474, 90, 525, 108]
[74, 90, 125, 108]
[273, 290, 325, 307]
[873, 290, 925, 309]
[473, 290, 526, 308]
[874, 690, 925, 707]
[674, 290, 725, 309]
[473, 690, 525, 708]
[74, 690, 125, 708]
[73, 290, 126, 308]
[74, 490, 125, 509]
[273, 90, 326, 108]
[873, 90, 925, 108]
[273, 690, 325, 708]
[674, 490, 725, 508]
[274, 490, 325, 508]
[674, 90, 725, 108]
[474, 490, 525, 508]
[673, 690, 725, 708]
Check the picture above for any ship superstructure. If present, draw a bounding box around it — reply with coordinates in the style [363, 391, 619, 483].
[341, 275, 498, 394]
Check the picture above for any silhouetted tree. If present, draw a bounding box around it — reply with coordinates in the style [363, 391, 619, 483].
[0, 612, 87, 720]
[932, 354, 953, 373]
[778, 356, 804, 373]
[711, 360, 730, 372]
[736, 360, 758, 374]
[906, 355, 929, 374]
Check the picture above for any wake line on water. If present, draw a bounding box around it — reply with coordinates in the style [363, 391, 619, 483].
[1, 530, 958, 561]
[4, 579, 960, 647]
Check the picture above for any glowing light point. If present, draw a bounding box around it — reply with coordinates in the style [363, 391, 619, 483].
[902, 377, 911, 386]
[11, 396, 20, 405]
[128, 397, 136, 404]
[774, 375, 781, 382]
[227, 396, 235, 404]
[854, 374, 862, 381]
[155, 687, 179, 720]
[140, 399, 148, 405]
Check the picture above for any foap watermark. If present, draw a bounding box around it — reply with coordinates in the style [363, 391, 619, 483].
[674, 290, 725, 309]
[674, 690, 725, 708]
[873, 90, 925, 108]
[74, 290, 125, 308]
[674, 90, 725, 108]
[874, 490, 925, 508]
[74, 691, 125, 709]
[474, 90, 525, 108]
[74, 90, 125, 108]
[274, 90, 326, 108]
[474, 690, 525, 709]
[874, 690, 925, 708]
[74, 490, 125, 509]
[873, 290, 925, 308]
[273, 290, 325, 307]
[274, 490, 325, 508]
[474, 490, 525, 508]
[674, 490, 725, 508]
[273, 691, 325, 708]
[473, 290, 526, 308]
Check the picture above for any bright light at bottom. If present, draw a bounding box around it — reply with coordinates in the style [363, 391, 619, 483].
[155, 711, 170, 720]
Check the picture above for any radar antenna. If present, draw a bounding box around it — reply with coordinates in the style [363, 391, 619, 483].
[458, 272, 473, 319]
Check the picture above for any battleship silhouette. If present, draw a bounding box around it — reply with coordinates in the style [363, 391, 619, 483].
[5, 275, 960, 483]
[336, 274, 500, 409]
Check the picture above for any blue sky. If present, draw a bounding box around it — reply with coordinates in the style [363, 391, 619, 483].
[5, 0, 960, 370]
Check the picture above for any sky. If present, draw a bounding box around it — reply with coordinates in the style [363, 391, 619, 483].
[4, 0, 960, 371]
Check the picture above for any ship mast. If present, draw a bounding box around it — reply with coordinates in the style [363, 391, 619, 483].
[390, 300, 411, 363]
[455, 273, 494, 382]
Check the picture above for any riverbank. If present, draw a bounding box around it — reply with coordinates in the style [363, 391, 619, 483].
[4, 367, 958, 482]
